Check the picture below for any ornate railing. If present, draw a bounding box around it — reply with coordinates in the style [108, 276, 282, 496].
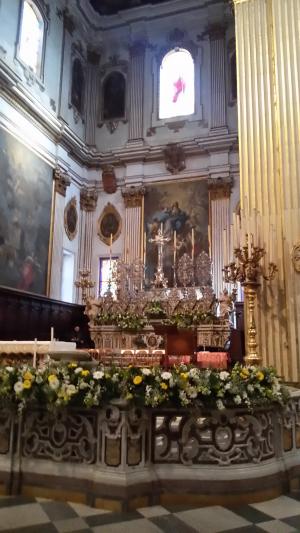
[0, 393, 299, 509]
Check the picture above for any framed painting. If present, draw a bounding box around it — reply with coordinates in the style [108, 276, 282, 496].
[0, 128, 53, 295]
[64, 197, 78, 241]
[144, 179, 209, 287]
[97, 203, 122, 245]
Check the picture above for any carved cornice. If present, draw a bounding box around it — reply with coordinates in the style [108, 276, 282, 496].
[53, 166, 71, 197]
[80, 187, 98, 212]
[121, 186, 146, 208]
[207, 176, 233, 199]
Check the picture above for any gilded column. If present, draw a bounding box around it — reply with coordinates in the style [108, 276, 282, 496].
[121, 186, 146, 263]
[234, 0, 300, 380]
[49, 167, 71, 299]
[209, 24, 228, 133]
[84, 49, 101, 146]
[128, 41, 146, 143]
[208, 177, 232, 297]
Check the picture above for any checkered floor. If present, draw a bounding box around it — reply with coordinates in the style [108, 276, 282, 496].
[0, 493, 300, 532]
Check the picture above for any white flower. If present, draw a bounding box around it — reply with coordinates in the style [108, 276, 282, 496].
[141, 368, 151, 376]
[219, 371, 230, 381]
[66, 384, 76, 396]
[234, 395, 242, 405]
[225, 382, 231, 390]
[187, 387, 197, 399]
[79, 381, 89, 390]
[247, 384, 254, 392]
[5, 366, 14, 373]
[111, 374, 119, 382]
[93, 371, 104, 380]
[14, 381, 23, 394]
[216, 399, 225, 410]
[189, 368, 199, 378]
[74, 367, 83, 374]
[161, 371, 172, 380]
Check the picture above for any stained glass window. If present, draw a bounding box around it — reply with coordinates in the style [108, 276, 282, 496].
[159, 48, 195, 120]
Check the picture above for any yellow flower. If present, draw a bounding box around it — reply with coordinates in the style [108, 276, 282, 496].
[23, 371, 33, 381]
[23, 379, 32, 389]
[48, 374, 57, 382]
[240, 368, 249, 379]
[160, 382, 168, 390]
[81, 370, 90, 377]
[133, 375, 143, 385]
[256, 371, 264, 381]
[68, 362, 77, 368]
[180, 372, 189, 380]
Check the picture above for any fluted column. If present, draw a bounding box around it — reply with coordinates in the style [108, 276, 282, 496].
[234, 0, 300, 380]
[208, 177, 232, 297]
[128, 41, 146, 143]
[76, 187, 98, 303]
[121, 186, 146, 263]
[84, 49, 100, 146]
[49, 167, 71, 299]
[209, 25, 228, 133]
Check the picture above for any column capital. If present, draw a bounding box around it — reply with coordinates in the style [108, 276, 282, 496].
[208, 176, 233, 199]
[53, 166, 71, 197]
[80, 187, 98, 212]
[122, 185, 146, 207]
[207, 23, 226, 41]
[87, 48, 101, 66]
[129, 39, 147, 58]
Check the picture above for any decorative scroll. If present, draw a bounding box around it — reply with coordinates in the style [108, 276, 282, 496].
[0, 409, 14, 455]
[280, 397, 300, 452]
[152, 409, 275, 466]
[22, 409, 97, 463]
[195, 251, 212, 286]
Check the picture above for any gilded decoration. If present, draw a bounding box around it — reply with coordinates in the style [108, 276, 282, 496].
[207, 176, 233, 200]
[53, 166, 71, 197]
[97, 203, 122, 245]
[64, 197, 78, 241]
[80, 187, 98, 212]
[121, 186, 146, 208]
[292, 243, 300, 273]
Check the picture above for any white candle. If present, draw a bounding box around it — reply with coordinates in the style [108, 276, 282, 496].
[191, 228, 195, 261]
[160, 222, 163, 234]
[144, 231, 147, 265]
[50, 327, 54, 342]
[33, 338, 37, 368]
[173, 230, 177, 261]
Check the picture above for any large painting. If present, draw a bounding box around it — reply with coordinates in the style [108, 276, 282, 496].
[0, 128, 53, 295]
[144, 180, 209, 287]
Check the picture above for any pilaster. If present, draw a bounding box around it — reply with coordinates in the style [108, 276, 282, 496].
[128, 41, 146, 143]
[121, 185, 146, 262]
[84, 49, 101, 146]
[77, 187, 98, 303]
[209, 24, 228, 134]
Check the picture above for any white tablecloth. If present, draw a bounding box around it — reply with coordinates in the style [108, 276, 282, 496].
[0, 341, 76, 354]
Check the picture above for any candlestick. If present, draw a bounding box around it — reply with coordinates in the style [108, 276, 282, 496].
[191, 228, 195, 261]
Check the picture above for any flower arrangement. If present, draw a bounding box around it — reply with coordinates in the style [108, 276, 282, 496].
[94, 311, 148, 333]
[0, 363, 289, 412]
[167, 310, 222, 330]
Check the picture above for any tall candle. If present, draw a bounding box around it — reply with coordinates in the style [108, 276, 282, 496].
[191, 228, 195, 261]
[173, 230, 177, 263]
[144, 231, 147, 265]
[50, 327, 54, 342]
[160, 222, 163, 234]
[33, 338, 37, 368]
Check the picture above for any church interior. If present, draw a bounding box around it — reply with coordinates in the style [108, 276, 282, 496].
[0, 0, 300, 530]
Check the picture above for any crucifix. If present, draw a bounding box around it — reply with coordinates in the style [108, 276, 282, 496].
[149, 224, 171, 288]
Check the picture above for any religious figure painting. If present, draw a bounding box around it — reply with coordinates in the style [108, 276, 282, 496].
[0, 128, 53, 295]
[144, 180, 209, 287]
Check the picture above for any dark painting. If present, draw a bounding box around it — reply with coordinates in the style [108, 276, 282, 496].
[0, 128, 53, 295]
[103, 72, 126, 120]
[144, 180, 209, 287]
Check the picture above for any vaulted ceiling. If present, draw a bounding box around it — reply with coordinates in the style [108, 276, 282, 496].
[89, 0, 171, 16]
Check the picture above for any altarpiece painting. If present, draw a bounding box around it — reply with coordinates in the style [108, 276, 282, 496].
[144, 180, 209, 287]
[0, 128, 53, 295]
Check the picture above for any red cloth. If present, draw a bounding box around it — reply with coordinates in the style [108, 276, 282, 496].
[196, 351, 228, 369]
[173, 76, 186, 102]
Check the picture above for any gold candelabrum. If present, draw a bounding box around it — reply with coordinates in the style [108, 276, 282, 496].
[223, 234, 277, 366]
[75, 269, 95, 303]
